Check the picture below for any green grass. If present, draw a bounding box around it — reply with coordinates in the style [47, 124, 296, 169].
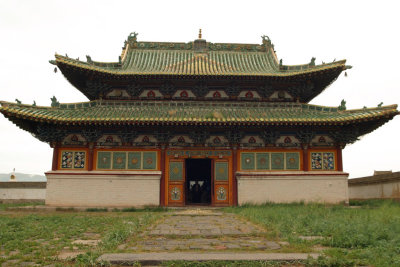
[0, 201, 44, 211]
[165, 260, 304, 266]
[224, 200, 400, 267]
[2, 201, 400, 266]
[0, 207, 160, 266]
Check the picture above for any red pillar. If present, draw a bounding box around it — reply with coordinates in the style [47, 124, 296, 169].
[88, 142, 94, 171]
[232, 145, 238, 206]
[337, 145, 343, 171]
[302, 144, 309, 171]
[51, 142, 59, 171]
[159, 145, 166, 206]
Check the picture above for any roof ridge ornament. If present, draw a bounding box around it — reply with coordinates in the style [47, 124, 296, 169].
[310, 57, 316, 67]
[198, 29, 202, 39]
[338, 99, 346, 111]
[128, 32, 138, 42]
[51, 96, 60, 108]
[261, 35, 271, 45]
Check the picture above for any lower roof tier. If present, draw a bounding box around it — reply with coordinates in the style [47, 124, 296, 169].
[1, 100, 398, 127]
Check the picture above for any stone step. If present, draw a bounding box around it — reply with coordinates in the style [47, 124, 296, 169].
[99, 252, 319, 266]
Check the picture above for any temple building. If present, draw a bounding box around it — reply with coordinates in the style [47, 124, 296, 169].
[0, 32, 398, 207]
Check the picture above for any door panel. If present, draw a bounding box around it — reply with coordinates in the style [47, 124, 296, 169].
[168, 160, 185, 206]
[213, 160, 229, 205]
[168, 184, 184, 203]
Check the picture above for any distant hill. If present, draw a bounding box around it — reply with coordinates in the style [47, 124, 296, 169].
[0, 172, 46, 182]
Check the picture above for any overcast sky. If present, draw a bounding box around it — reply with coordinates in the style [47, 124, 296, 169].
[0, 0, 399, 178]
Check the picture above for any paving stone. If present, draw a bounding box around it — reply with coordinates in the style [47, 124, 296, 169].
[99, 252, 320, 264]
[299, 235, 324, 240]
[19, 262, 37, 266]
[117, 244, 127, 250]
[57, 251, 84, 260]
[225, 244, 241, 249]
[200, 245, 214, 250]
[266, 241, 281, 250]
[3, 260, 20, 266]
[189, 245, 204, 250]
[278, 241, 290, 246]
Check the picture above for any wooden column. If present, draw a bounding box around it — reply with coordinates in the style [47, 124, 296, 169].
[302, 144, 309, 171]
[159, 145, 166, 206]
[337, 145, 344, 172]
[51, 142, 59, 171]
[88, 142, 94, 171]
[232, 145, 238, 206]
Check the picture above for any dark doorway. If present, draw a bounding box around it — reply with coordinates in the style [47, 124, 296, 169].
[185, 159, 212, 205]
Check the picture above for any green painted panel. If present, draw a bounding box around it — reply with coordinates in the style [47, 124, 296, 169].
[128, 152, 141, 169]
[256, 153, 270, 170]
[241, 153, 255, 170]
[112, 152, 126, 169]
[215, 162, 229, 181]
[169, 162, 183, 181]
[286, 152, 300, 170]
[97, 152, 111, 169]
[143, 152, 157, 170]
[271, 153, 284, 170]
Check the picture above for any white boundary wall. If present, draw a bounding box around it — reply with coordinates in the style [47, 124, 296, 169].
[0, 182, 46, 203]
[237, 171, 349, 204]
[348, 172, 400, 200]
[45, 171, 161, 207]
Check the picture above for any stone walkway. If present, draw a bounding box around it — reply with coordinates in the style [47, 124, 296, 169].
[146, 212, 264, 236]
[120, 209, 282, 252]
[101, 209, 319, 265]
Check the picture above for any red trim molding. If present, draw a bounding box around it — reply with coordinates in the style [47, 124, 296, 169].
[232, 146, 238, 206]
[236, 172, 349, 177]
[160, 145, 166, 206]
[45, 171, 161, 176]
[51, 145, 59, 171]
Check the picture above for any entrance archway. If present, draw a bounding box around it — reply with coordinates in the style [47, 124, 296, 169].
[185, 159, 212, 205]
[165, 149, 232, 206]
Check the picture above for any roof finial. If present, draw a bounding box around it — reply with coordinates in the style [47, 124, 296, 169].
[198, 29, 202, 39]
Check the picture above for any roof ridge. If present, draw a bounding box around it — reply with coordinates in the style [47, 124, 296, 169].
[3, 99, 396, 114]
[344, 104, 399, 112]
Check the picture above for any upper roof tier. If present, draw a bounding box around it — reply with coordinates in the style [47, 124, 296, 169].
[51, 33, 351, 102]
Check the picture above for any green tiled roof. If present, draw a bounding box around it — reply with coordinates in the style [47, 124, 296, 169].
[53, 36, 348, 77]
[1, 100, 398, 126]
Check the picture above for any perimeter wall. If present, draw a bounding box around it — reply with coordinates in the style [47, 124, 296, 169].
[348, 171, 400, 200]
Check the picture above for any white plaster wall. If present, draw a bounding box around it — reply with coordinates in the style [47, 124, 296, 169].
[349, 181, 400, 199]
[237, 172, 348, 204]
[46, 171, 161, 207]
[0, 188, 46, 200]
